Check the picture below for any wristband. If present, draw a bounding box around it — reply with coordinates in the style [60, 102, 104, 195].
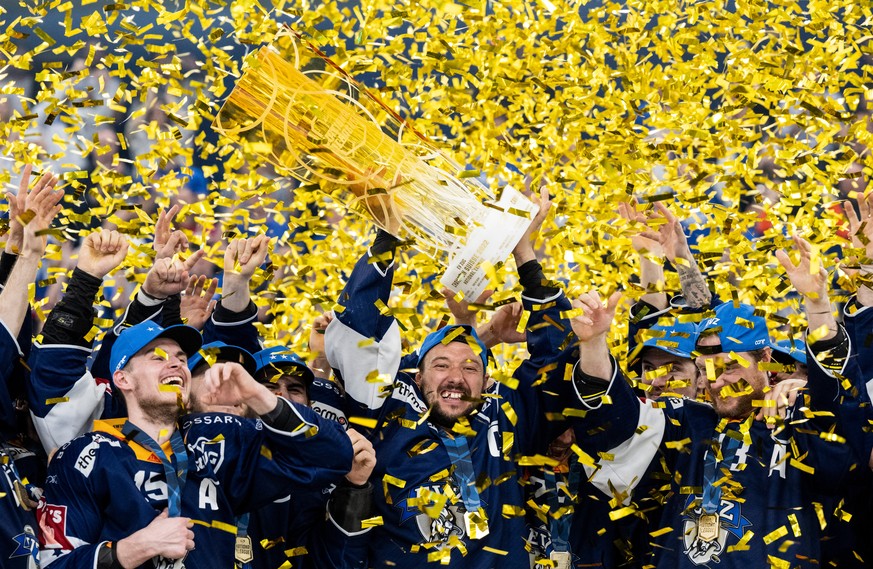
[97, 542, 124, 569]
[137, 287, 167, 306]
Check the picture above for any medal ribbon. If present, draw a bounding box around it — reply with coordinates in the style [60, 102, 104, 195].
[122, 421, 188, 517]
[701, 432, 741, 514]
[542, 462, 580, 555]
[438, 431, 482, 513]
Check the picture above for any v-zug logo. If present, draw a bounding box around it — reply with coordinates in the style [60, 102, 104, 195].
[190, 437, 225, 473]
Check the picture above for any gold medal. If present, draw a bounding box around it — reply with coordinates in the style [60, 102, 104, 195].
[697, 513, 720, 542]
[550, 551, 572, 569]
[235, 535, 254, 564]
[463, 509, 490, 540]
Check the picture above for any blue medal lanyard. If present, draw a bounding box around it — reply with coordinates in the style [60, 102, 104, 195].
[702, 432, 741, 514]
[543, 462, 580, 554]
[122, 421, 189, 517]
[438, 431, 482, 514]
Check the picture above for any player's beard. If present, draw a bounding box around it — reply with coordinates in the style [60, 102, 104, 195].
[708, 379, 765, 420]
[139, 391, 184, 426]
[424, 385, 481, 429]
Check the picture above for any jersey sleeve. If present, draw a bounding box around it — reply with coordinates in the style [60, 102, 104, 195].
[37, 437, 108, 569]
[551, 354, 708, 502]
[304, 509, 370, 569]
[324, 250, 401, 415]
[801, 322, 873, 476]
[0, 318, 24, 435]
[843, 300, 873, 397]
[27, 342, 108, 454]
[202, 299, 262, 354]
[184, 403, 353, 514]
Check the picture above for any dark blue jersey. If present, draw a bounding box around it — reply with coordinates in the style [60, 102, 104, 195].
[38, 404, 352, 569]
[554, 333, 862, 569]
[325, 250, 572, 568]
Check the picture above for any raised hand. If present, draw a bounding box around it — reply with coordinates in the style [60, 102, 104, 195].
[180, 275, 217, 330]
[441, 287, 493, 327]
[153, 205, 181, 259]
[478, 302, 526, 347]
[221, 235, 271, 312]
[142, 249, 205, 300]
[155, 230, 191, 263]
[569, 291, 622, 344]
[201, 362, 276, 416]
[309, 312, 335, 355]
[512, 187, 552, 265]
[775, 234, 828, 301]
[20, 169, 63, 258]
[618, 200, 664, 258]
[845, 192, 873, 263]
[756, 378, 807, 429]
[77, 230, 129, 279]
[651, 201, 694, 264]
[344, 428, 377, 485]
[776, 234, 835, 342]
[570, 290, 622, 380]
[224, 235, 271, 280]
[116, 509, 195, 567]
[5, 164, 40, 254]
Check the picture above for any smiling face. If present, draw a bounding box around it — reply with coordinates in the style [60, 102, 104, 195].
[114, 338, 191, 424]
[695, 335, 770, 420]
[416, 341, 487, 428]
[640, 349, 700, 399]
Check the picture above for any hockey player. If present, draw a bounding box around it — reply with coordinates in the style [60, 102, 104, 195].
[37, 319, 354, 569]
[28, 229, 268, 453]
[1, 165, 62, 569]
[324, 189, 576, 568]
[558, 233, 865, 568]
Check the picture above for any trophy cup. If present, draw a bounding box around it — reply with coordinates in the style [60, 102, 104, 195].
[213, 31, 536, 299]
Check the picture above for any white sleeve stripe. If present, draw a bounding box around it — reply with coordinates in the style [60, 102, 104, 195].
[366, 247, 395, 277]
[803, 328, 851, 379]
[327, 510, 374, 537]
[571, 358, 619, 410]
[261, 397, 318, 438]
[0, 318, 23, 356]
[210, 310, 257, 326]
[521, 289, 563, 304]
[33, 342, 92, 353]
[843, 303, 872, 318]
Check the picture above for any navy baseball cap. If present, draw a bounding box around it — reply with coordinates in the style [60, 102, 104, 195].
[696, 302, 771, 354]
[111, 321, 203, 372]
[416, 325, 488, 369]
[640, 317, 698, 359]
[188, 341, 257, 375]
[253, 347, 315, 385]
[771, 339, 807, 366]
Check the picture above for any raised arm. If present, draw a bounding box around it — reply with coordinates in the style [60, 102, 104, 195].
[29, 229, 129, 453]
[1, 168, 61, 435]
[619, 200, 668, 310]
[202, 235, 270, 353]
[325, 230, 403, 414]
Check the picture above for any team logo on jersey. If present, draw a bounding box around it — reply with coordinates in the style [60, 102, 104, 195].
[397, 479, 479, 546]
[681, 496, 752, 565]
[189, 437, 225, 473]
[9, 525, 39, 567]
